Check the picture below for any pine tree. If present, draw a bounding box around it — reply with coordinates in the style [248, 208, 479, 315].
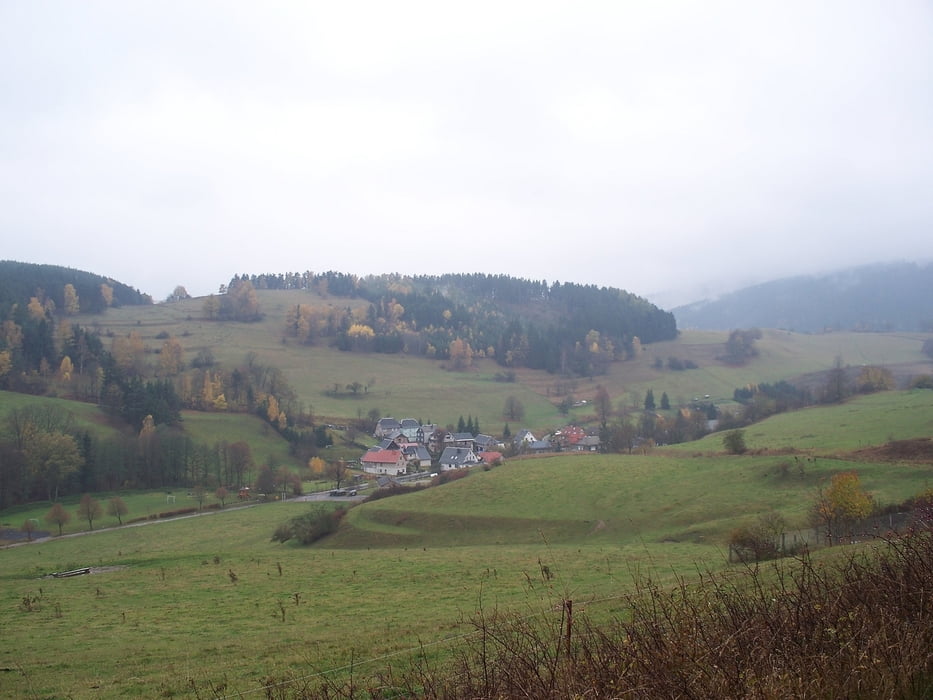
[644, 389, 656, 411]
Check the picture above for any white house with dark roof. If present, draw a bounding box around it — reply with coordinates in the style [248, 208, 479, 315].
[513, 429, 537, 448]
[438, 446, 481, 471]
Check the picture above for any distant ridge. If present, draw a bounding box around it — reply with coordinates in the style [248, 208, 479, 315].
[673, 261, 933, 332]
[0, 260, 152, 314]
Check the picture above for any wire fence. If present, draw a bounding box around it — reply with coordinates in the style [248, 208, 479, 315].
[729, 511, 913, 562]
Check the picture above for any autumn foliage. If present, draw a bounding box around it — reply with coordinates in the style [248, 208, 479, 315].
[814, 470, 874, 540]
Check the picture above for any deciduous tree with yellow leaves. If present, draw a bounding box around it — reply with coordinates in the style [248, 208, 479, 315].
[448, 338, 474, 370]
[814, 470, 874, 542]
[158, 336, 184, 377]
[63, 283, 80, 314]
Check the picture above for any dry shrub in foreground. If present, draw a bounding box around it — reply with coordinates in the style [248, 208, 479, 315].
[254, 531, 933, 699]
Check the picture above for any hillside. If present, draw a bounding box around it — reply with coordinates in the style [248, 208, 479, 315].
[233, 271, 678, 372]
[673, 261, 933, 332]
[1, 263, 931, 514]
[3, 389, 933, 697]
[71, 291, 933, 432]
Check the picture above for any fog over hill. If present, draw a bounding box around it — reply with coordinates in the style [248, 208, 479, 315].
[673, 261, 933, 333]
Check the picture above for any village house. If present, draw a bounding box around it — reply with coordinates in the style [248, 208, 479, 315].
[374, 417, 402, 439]
[479, 450, 504, 465]
[416, 423, 438, 444]
[513, 429, 537, 449]
[402, 443, 432, 469]
[472, 433, 496, 451]
[438, 446, 481, 470]
[398, 418, 421, 441]
[360, 447, 408, 476]
[446, 432, 477, 449]
[572, 435, 601, 452]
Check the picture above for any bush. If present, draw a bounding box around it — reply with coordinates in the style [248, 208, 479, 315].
[434, 469, 471, 486]
[271, 506, 346, 545]
[722, 429, 747, 454]
[341, 530, 933, 699]
[911, 374, 933, 389]
[157, 507, 198, 519]
[364, 484, 425, 502]
[729, 525, 780, 562]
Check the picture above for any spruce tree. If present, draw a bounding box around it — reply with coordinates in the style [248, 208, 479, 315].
[644, 389, 656, 411]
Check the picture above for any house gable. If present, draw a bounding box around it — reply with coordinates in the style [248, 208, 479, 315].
[374, 417, 402, 438]
[438, 446, 480, 470]
[360, 448, 408, 476]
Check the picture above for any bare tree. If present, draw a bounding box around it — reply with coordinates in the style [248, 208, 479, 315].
[45, 503, 71, 536]
[822, 355, 851, 404]
[503, 396, 525, 422]
[192, 485, 207, 511]
[107, 496, 129, 525]
[326, 460, 350, 490]
[76, 494, 102, 531]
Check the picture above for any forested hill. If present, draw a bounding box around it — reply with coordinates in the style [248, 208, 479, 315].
[0, 260, 152, 316]
[673, 262, 933, 333]
[236, 271, 678, 374]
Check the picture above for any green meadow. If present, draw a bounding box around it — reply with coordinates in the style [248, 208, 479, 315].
[0, 390, 118, 438]
[180, 410, 298, 468]
[3, 296, 933, 696]
[73, 291, 932, 432]
[673, 388, 933, 453]
[3, 390, 933, 697]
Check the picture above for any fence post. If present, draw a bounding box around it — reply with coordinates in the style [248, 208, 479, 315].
[565, 599, 573, 663]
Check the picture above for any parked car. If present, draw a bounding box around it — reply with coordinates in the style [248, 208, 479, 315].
[330, 489, 358, 497]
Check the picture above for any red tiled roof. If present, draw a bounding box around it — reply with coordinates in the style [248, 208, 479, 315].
[361, 449, 403, 464]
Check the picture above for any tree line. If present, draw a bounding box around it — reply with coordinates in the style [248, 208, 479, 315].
[0, 260, 151, 317]
[0, 403, 267, 508]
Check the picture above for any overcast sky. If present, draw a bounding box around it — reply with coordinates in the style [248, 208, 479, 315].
[2, 1, 932, 308]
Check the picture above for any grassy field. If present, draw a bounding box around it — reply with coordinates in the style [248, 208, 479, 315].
[2, 389, 933, 697]
[71, 290, 933, 434]
[671, 388, 933, 453]
[179, 409, 299, 469]
[3, 292, 930, 696]
[0, 390, 124, 439]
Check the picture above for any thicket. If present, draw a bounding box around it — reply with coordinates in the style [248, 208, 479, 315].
[260, 529, 933, 698]
[271, 506, 347, 545]
[725, 363, 906, 433]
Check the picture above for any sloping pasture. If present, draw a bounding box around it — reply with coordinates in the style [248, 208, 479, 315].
[673, 388, 933, 453]
[72, 290, 933, 433]
[3, 391, 933, 696]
